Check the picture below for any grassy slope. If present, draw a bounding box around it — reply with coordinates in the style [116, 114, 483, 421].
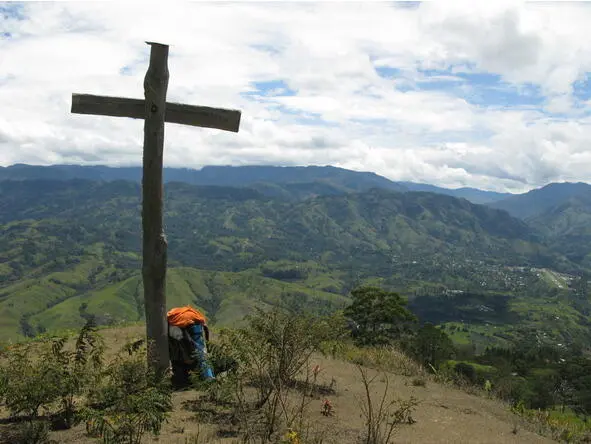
[0, 263, 348, 342]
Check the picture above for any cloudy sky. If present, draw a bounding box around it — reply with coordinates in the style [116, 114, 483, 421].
[2, 1, 591, 192]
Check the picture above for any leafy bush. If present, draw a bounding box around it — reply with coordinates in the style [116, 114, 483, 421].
[217, 308, 344, 442]
[223, 308, 343, 401]
[41, 320, 104, 428]
[82, 340, 172, 444]
[0, 319, 105, 426]
[8, 419, 56, 444]
[0, 325, 172, 443]
[0, 341, 60, 417]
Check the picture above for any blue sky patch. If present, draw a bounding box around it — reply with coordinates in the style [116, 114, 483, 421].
[374, 64, 546, 109]
[251, 44, 282, 56]
[294, 115, 339, 127]
[0, 2, 25, 21]
[243, 79, 297, 98]
[573, 73, 591, 102]
[374, 66, 402, 78]
[418, 69, 544, 108]
[393, 2, 421, 10]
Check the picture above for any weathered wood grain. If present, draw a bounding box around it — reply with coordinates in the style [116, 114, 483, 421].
[141, 42, 170, 377]
[71, 93, 241, 132]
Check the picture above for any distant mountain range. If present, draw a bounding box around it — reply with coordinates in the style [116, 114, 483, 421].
[2, 164, 591, 345]
[488, 182, 591, 219]
[0, 163, 512, 204]
[3, 163, 591, 218]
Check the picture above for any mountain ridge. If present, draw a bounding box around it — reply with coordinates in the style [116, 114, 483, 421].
[488, 181, 591, 219]
[5, 163, 591, 212]
[0, 163, 513, 204]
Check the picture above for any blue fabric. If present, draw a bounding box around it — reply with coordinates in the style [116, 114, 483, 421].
[187, 324, 215, 380]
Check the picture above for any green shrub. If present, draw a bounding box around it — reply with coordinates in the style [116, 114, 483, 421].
[454, 362, 477, 383]
[223, 308, 342, 395]
[41, 320, 104, 428]
[0, 341, 59, 417]
[217, 308, 344, 441]
[0, 320, 104, 425]
[9, 419, 56, 444]
[82, 340, 172, 444]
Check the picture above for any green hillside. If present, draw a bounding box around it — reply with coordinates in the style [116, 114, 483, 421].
[0, 180, 566, 271]
[1, 178, 590, 346]
[488, 182, 591, 219]
[528, 194, 591, 268]
[0, 250, 348, 342]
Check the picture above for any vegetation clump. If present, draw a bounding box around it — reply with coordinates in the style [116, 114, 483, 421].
[0, 320, 172, 444]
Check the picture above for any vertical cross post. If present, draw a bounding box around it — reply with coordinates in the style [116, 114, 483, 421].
[70, 41, 242, 378]
[142, 43, 170, 376]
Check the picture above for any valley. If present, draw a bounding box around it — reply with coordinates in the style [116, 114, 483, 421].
[1, 165, 591, 351]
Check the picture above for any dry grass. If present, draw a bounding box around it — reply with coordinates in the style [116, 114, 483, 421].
[338, 343, 429, 378]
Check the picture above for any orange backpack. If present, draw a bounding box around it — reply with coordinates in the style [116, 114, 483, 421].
[167, 306, 207, 328]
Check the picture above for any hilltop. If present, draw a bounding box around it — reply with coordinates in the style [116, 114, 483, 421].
[488, 182, 591, 220]
[0, 324, 557, 444]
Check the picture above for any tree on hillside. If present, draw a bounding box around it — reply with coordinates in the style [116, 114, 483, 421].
[344, 286, 417, 345]
[410, 323, 456, 368]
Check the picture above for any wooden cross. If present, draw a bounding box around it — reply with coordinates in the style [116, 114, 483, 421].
[71, 42, 242, 375]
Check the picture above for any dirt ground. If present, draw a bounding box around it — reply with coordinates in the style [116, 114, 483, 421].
[1, 326, 557, 443]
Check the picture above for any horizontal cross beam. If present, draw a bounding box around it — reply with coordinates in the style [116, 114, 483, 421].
[71, 93, 241, 133]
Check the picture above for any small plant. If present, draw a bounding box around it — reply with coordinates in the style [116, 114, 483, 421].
[284, 428, 301, 444]
[220, 308, 339, 409]
[356, 365, 419, 444]
[196, 374, 235, 406]
[9, 419, 56, 444]
[411, 378, 426, 387]
[321, 399, 333, 416]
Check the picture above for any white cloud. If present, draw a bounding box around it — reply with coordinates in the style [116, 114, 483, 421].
[1, 1, 591, 192]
